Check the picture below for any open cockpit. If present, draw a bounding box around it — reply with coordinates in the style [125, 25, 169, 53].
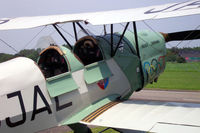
[73, 36, 103, 66]
[38, 46, 69, 78]
[37, 36, 104, 78]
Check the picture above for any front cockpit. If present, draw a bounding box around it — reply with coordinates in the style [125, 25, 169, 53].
[38, 46, 69, 78]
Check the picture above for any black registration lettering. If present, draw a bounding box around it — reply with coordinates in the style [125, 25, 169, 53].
[0, 19, 9, 24]
[144, 3, 181, 14]
[5, 91, 26, 127]
[173, 0, 200, 11]
[31, 86, 52, 121]
[55, 96, 72, 111]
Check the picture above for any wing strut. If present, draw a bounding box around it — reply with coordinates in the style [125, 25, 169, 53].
[103, 25, 107, 35]
[133, 21, 144, 90]
[53, 24, 73, 50]
[110, 24, 114, 57]
[76, 22, 90, 36]
[72, 22, 78, 41]
[113, 22, 130, 56]
[133, 22, 140, 58]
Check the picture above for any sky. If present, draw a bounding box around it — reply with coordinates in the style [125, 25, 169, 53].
[0, 0, 199, 54]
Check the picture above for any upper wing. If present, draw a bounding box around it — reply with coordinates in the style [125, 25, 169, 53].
[80, 100, 200, 133]
[0, 0, 200, 30]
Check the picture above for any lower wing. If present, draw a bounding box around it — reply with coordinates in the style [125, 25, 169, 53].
[80, 100, 200, 133]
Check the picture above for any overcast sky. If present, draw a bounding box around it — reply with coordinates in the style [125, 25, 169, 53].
[0, 0, 199, 54]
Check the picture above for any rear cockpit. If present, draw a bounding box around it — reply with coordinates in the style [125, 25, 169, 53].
[38, 46, 69, 78]
[73, 36, 103, 65]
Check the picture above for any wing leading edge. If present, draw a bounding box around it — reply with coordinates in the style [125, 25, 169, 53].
[81, 100, 200, 133]
[0, 0, 200, 30]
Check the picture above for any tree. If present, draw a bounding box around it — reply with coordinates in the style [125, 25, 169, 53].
[0, 49, 41, 63]
[0, 53, 14, 63]
[166, 48, 177, 62]
[176, 56, 186, 63]
[14, 49, 39, 62]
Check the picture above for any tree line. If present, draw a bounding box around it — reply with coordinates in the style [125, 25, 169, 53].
[0, 48, 41, 63]
[166, 47, 200, 63]
[0, 47, 200, 63]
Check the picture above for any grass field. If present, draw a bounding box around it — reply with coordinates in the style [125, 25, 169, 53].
[146, 62, 200, 90]
[67, 127, 119, 133]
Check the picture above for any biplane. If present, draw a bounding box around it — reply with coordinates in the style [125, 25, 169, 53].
[0, 0, 200, 133]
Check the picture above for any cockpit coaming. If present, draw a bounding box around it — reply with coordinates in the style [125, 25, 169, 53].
[38, 36, 104, 78]
[38, 46, 69, 78]
[73, 36, 103, 66]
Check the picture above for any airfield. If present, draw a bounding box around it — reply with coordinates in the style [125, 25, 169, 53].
[38, 89, 200, 133]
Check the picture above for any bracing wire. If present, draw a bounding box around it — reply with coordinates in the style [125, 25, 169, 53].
[0, 38, 18, 53]
[175, 24, 200, 47]
[142, 20, 173, 48]
[119, 23, 137, 44]
[49, 24, 66, 37]
[86, 24, 101, 35]
[143, 21, 164, 40]
[23, 26, 47, 49]
[49, 26, 60, 36]
[56, 25, 75, 40]
[181, 30, 200, 48]
[119, 23, 162, 52]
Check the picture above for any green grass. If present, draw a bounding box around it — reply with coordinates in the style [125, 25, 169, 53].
[146, 62, 200, 90]
[67, 127, 119, 133]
